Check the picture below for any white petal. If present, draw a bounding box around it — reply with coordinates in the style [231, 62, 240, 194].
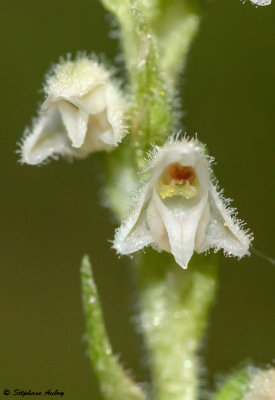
[21, 108, 76, 165]
[100, 128, 118, 146]
[104, 83, 126, 144]
[195, 203, 210, 249]
[80, 111, 114, 152]
[113, 185, 154, 254]
[72, 85, 106, 114]
[57, 100, 89, 148]
[152, 186, 209, 269]
[146, 197, 171, 253]
[198, 184, 251, 257]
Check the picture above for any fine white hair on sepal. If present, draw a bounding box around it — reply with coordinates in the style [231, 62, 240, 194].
[113, 136, 252, 269]
[20, 55, 127, 165]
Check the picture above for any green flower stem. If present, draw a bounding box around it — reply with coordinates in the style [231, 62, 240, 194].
[120, 0, 174, 162]
[213, 369, 251, 400]
[136, 250, 218, 400]
[138, 0, 202, 81]
[101, 0, 201, 83]
[81, 256, 146, 400]
[127, 3, 173, 162]
[100, 0, 202, 195]
[100, 139, 140, 221]
[100, 0, 142, 75]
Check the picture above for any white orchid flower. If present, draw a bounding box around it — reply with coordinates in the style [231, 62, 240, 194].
[249, 0, 271, 5]
[114, 138, 252, 269]
[244, 369, 275, 400]
[20, 57, 126, 165]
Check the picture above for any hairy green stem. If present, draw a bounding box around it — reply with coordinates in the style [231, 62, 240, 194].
[136, 250, 218, 400]
[100, 0, 201, 164]
[138, 0, 202, 81]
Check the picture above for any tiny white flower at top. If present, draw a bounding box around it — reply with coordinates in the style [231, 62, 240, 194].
[249, 0, 271, 5]
[244, 369, 275, 400]
[20, 57, 126, 165]
[113, 137, 252, 269]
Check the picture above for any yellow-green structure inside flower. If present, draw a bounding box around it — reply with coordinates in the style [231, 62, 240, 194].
[158, 163, 199, 200]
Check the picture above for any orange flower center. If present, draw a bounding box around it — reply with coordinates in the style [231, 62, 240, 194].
[162, 163, 196, 185]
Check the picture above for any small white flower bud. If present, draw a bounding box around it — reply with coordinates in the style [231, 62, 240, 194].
[20, 57, 126, 165]
[244, 369, 275, 400]
[114, 137, 252, 269]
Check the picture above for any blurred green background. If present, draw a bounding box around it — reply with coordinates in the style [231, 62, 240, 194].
[0, 0, 274, 399]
